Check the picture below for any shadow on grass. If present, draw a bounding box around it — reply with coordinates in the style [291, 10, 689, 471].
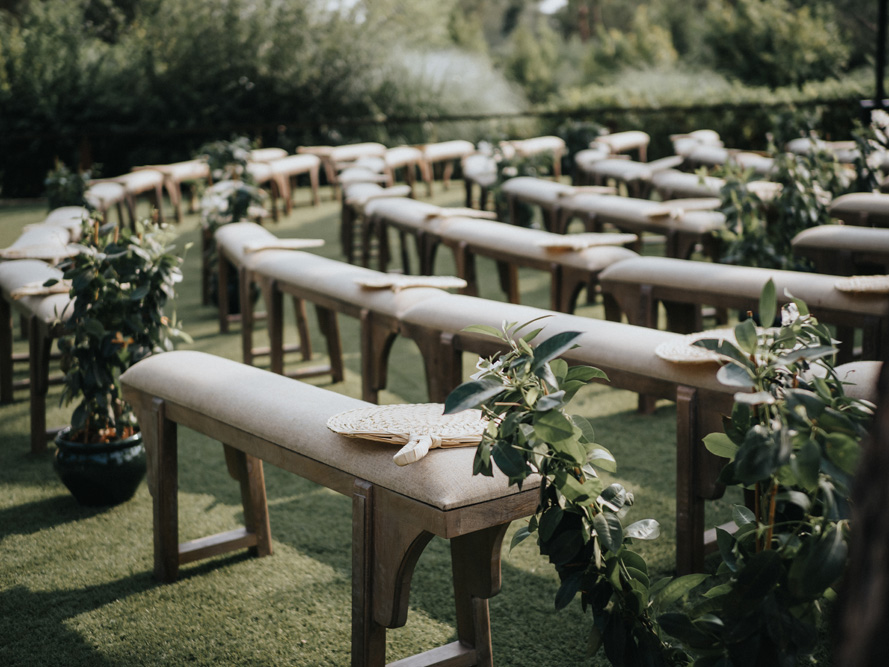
[0, 494, 109, 540]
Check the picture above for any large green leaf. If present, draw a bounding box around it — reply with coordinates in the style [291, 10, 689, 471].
[592, 512, 623, 551]
[531, 331, 581, 371]
[652, 574, 709, 610]
[717, 363, 755, 389]
[734, 318, 759, 355]
[824, 432, 860, 475]
[788, 526, 848, 600]
[758, 279, 777, 329]
[566, 365, 608, 382]
[534, 409, 575, 443]
[461, 324, 503, 338]
[625, 519, 660, 541]
[704, 432, 739, 459]
[443, 379, 503, 414]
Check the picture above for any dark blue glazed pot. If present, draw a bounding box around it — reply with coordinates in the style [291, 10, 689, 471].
[53, 428, 146, 506]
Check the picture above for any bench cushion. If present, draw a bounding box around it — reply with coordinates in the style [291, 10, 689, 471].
[422, 140, 475, 162]
[437, 217, 638, 270]
[829, 193, 889, 226]
[651, 170, 724, 199]
[500, 177, 574, 204]
[251, 250, 450, 318]
[364, 197, 445, 227]
[792, 224, 889, 253]
[120, 350, 536, 510]
[399, 293, 727, 393]
[269, 154, 321, 175]
[599, 256, 889, 315]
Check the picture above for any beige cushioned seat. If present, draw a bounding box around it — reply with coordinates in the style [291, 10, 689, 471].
[365, 197, 447, 228]
[0, 225, 75, 261]
[343, 183, 412, 209]
[599, 256, 889, 316]
[85, 181, 126, 209]
[560, 193, 725, 233]
[120, 350, 536, 511]
[792, 224, 889, 253]
[384, 146, 423, 169]
[214, 222, 284, 267]
[437, 216, 638, 270]
[117, 169, 164, 193]
[595, 131, 651, 157]
[421, 140, 475, 162]
[250, 147, 289, 163]
[461, 154, 497, 186]
[651, 169, 724, 200]
[399, 293, 726, 394]
[835, 360, 881, 402]
[0, 260, 71, 325]
[251, 249, 449, 318]
[829, 193, 889, 227]
[574, 146, 611, 171]
[500, 177, 574, 204]
[269, 153, 321, 175]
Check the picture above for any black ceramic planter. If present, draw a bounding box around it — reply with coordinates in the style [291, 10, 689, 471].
[53, 428, 146, 507]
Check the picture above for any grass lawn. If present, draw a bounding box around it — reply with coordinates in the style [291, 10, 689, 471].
[0, 184, 747, 666]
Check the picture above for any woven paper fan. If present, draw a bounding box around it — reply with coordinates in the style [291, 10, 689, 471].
[327, 403, 485, 466]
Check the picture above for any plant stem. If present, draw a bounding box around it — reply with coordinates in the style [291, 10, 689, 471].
[754, 481, 762, 552]
[764, 482, 778, 550]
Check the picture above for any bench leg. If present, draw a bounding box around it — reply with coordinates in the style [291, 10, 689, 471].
[223, 445, 273, 559]
[496, 261, 520, 304]
[28, 317, 51, 454]
[142, 399, 274, 583]
[218, 255, 232, 333]
[1, 296, 12, 403]
[316, 305, 344, 382]
[360, 311, 397, 404]
[352, 480, 505, 667]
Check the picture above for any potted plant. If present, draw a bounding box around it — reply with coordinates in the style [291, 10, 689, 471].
[49, 216, 191, 506]
[44, 159, 95, 211]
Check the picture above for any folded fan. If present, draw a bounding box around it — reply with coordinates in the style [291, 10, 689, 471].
[355, 274, 467, 292]
[242, 238, 325, 254]
[11, 280, 72, 300]
[536, 232, 638, 251]
[327, 403, 486, 466]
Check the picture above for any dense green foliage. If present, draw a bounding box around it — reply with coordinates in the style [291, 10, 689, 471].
[54, 218, 189, 443]
[0, 0, 881, 196]
[446, 283, 874, 666]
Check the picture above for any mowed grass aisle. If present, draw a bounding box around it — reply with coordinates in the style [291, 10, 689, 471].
[0, 186, 736, 666]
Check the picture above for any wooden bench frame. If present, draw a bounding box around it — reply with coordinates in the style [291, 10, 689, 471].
[599, 259, 889, 365]
[123, 364, 538, 667]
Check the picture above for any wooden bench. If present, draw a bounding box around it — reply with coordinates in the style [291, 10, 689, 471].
[499, 177, 616, 232]
[599, 255, 889, 363]
[0, 259, 71, 453]
[248, 249, 450, 403]
[419, 140, 476, 196]
[828, 192, 889, 227]
[556, 193, 725, 259]
[503, 135, 566, 179]
[594, 130, 651, 163]
[792, 225, 889, 275]
[650, 169, 725, 200]
[120, 349, 538, 667]
[434, 215, 638, 312]
[134, 160, 211, 223]
[340, 183, 413, 264]
[577, 155, 684, 198]
[266, 154, 322, 212]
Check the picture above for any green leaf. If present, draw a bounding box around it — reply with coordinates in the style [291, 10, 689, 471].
[625, 519, 660, 541]
[554, 571, 583, 610]
[587, 446, 617, 473]
[778, 345, 836, 366]
[758, 279, 777, 329]
[509, 525, 533, 553]
[492, 441, 528, 480]
[652, 574, 709, 609]
[734, 549, 782, 601]
[792, 439, 821, 491]
[536, 390, 565, 412]
[461, 324, 503, 338]
[592, 512, 623, 552]
[717, 363, 755, 389]
[788, 526, 848, 600]
[531, 331, 581, 371]
[703, 432, 739, 459]
[734, 318, 759, 355]
[566, 365, 608, 383]
[534, 409, 575, 443]
[444, 379, 503, 414]
[538, 507, 564, 542]
[731, 505, 756, 526]
[825, 432, 860, 475]
[571, 414, 596, 443]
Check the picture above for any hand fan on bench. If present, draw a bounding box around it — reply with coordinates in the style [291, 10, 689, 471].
[327, 403, 486, 466]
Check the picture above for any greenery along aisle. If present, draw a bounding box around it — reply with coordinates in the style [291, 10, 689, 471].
[445, 282, 874, 666]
